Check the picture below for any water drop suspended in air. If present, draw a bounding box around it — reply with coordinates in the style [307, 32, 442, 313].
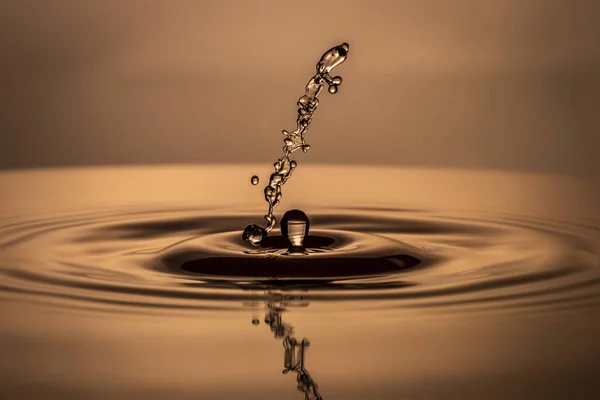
[251, 175, 259, 185]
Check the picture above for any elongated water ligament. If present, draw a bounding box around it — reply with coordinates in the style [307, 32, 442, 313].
[243, 43, 350, 246]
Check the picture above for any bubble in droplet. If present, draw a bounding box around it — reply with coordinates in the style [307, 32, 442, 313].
[281, 209, 310, 250]
[242, 224, 266, 246]
[252, 318, 259, 325]
[251, 175, 259, 185]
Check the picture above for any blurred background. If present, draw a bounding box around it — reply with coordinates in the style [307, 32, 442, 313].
[1, 0, 598, 179]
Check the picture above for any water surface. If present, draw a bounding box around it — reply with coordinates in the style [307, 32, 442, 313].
[1, 165, 599, 399]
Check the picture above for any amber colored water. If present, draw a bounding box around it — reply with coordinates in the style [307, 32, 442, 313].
[1, 165, 599, 399]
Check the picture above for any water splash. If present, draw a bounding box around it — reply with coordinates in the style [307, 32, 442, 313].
[243, 43, 350, 246]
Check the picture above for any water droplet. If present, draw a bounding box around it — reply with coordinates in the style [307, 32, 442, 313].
[251, 175, 259, 185]
[242, 224, 266, 246]
[317, 43, 350, 74]
[290, 160, 297, 169]
[281, 209, 310, 250]
[328, 85, 338, 94]
[252, 318, 259, 325]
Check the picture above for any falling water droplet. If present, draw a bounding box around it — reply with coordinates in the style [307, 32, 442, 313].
[252, 318, 260, 325]
[251, 175, 259, 185]
[281, 209, 310, 252]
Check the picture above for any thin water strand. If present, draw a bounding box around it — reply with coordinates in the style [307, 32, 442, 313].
[243, 43, 350, 246]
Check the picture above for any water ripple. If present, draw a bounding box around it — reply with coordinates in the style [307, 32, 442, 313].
[0, 206, 598, 315]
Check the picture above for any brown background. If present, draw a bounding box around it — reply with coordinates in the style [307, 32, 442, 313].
[1, 0, 598, 179]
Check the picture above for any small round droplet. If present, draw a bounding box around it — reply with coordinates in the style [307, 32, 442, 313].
[252, 318, 259, 325]
[242, 224, 266, 246]
[328, 85, 338, 94]
[290, 160, 297, 169]
[251, 175, 259, 185]
[281, 209, 310, 250]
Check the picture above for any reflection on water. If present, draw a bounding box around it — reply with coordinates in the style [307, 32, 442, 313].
[258, 293, 321, 400]
[0, 165, 599, 399]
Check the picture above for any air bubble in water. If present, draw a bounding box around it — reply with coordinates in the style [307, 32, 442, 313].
[251, 175, 259, 185]
[281, 209, 310, 251]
